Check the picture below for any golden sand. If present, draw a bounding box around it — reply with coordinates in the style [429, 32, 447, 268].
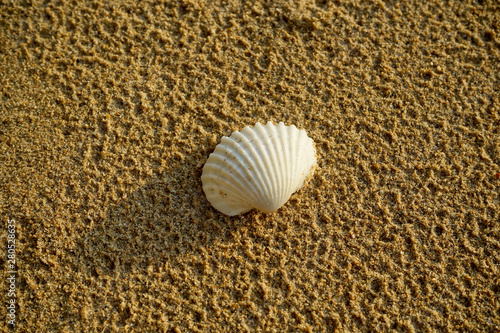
[1, 0, 499, 332]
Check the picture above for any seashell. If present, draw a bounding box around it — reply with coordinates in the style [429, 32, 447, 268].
[201, 121, 316, 216]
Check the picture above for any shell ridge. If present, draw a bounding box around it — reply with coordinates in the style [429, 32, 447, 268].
[269, 121, 288, 210]
[283, 124, 296, 205]
[202, 172, 254, 208]
[204, 185, 253, 215]
[294, 132, 310, 191]
[255, 122, 280, 211]
[280, 125, 290, 205]
[237, 127, 273, 210]
[202, 161, 260, 207]
[202, 166, 250, 201]
[289, 126, 300, 201]
[274, 122, 288, 207]
[206, 155, 259, 205]
[211, 141, 263, 205]
[202, 153, 254, 197]
[241, 124, 275, 210]
[203, 183, 250, 207]
[230, 131, 269, 203]
[294, 134, 315, 191]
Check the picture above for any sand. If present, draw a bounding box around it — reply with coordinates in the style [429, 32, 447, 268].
[1, 0, 499, 332]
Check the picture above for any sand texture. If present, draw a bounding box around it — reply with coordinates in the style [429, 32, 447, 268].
[1, 0, 499, 332]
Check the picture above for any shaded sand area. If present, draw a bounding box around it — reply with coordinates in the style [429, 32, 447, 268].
[1, 0, 499, 331]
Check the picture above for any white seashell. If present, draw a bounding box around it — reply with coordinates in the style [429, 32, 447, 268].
[201, 121, 316, 216]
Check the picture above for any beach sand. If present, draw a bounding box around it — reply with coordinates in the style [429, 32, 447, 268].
[1, 0, 499, 331]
